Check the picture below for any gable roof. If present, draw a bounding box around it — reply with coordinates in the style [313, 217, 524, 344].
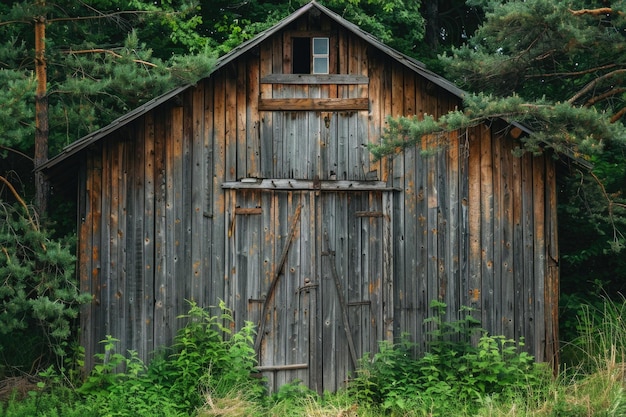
[39, 1, 468, 172]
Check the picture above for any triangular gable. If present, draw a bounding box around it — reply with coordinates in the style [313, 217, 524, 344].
[39, 1, 469, 172]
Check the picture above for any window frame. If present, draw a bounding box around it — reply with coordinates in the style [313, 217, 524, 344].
[311, 37, 329, 74]
[287, 31, 333, 75]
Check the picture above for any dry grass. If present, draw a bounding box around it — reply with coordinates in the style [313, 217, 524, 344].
[0, 375, 41, 402]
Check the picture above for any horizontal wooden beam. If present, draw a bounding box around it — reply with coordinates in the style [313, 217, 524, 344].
[260, 74, 369, 85]
[258, 97, 369, 111]
[234, 207, 262, 215]
[256, 363, 308, 372]
[222, 179, 400, 192]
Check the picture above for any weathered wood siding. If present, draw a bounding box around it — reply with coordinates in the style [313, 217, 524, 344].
[77, 10, 559, 393]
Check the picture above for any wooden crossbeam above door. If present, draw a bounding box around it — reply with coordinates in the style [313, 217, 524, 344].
[223, 179, 399, 191]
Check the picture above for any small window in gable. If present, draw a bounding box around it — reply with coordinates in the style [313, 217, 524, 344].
[312, 37, 329, 74]
[292, 37, 329, 74]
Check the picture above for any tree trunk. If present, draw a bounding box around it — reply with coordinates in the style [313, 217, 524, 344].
[34, 10, 49, 216]
[424, 0, 440, 51]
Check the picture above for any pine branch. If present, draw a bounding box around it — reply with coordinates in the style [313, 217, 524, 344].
[569, 8, 622, 17]
[0, 146, 34, 163]
[0, 175, 39, 234]
[65, 49, 158, 68]
[370, 94, 621, 161]
[610, 106, 626, 123]
[525, 64, 619, 79]
[0, 19, 31, 27]
[585, 88, 626, 107]
[47, 9, 171, 24]
[589, 170, 626, 246]
[568, 69, 626, 104]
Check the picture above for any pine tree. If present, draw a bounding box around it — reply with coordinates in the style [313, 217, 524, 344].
[0, 0, 215, 212]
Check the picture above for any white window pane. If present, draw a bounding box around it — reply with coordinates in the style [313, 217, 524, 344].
[313, 57, 328, 74]
[313, 37, 328, 54]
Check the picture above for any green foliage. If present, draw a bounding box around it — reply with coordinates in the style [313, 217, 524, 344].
[323, 0, 425, 56]
[0, 201, 89, 367]
[375, 0, 626, 324]
[369, 93, 623, 161]
[4, 299, 626, 416]
[72, 300, 264, 416]
[0, 0, 215, 161]
[571, 295, 626, 372]
[348, 300, 550, 414]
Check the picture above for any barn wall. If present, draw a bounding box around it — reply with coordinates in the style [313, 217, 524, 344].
[77, 12, 559, 387]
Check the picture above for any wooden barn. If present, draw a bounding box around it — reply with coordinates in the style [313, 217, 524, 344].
[40, 1, 560, 393]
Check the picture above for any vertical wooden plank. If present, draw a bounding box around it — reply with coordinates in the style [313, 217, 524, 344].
[169, 106, 186, 324]
[357, 39, 369, 179]
[491, 128, 502, 337]
[366, 52, 382, 181]
[92, 145, 104, 355]
[100, 141, 111, 347]
[421, 78, 439, 345]
[143, 112, 156, 357]
[347, 36, 362, 179]
[321, 192, 337, 391]
[311, 190, 323, 393]
[191, 84, 206, 306]
[545, 156, 559, 364]
[128, 117, 145, 359]
[237, 59, 248, 179]
[479, 125, 494, 333]
[272, 36, 284, 178]
[286, 191, 311, 381]
[459, 130, 470, 322]
[413, 74, 426, 345]
[394, 66, 411, 342]
[79, 154, 94, 369]
[467, 127, 482, 322]
[153, 107, 169, 348]
[349, 193, 363, 362]
[258, 191, 278, 391]
[370, 192, 384, 350]
[247, 55, 260, 178]
[225, 70, 237, 182]
[533, 155, 546, 361]
[108, 142, 123, 350]
[182, 90, 194, 317]
[512, 141, 524, 344]
[116, 139, 130, 356]
[226, 189, 236, 324]
[211, 75, 227, 315]
[259, 40, 273, 178]
[426, 143, 439, 321]
[500, 131, 516, 340]
[445, 131, 459, 323]
[205, 80, 218, 311]
[382, 190, 394, 342]
[521, 152, 535, 354]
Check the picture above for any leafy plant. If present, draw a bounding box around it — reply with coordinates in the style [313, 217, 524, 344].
[72, 300, 264, 416]
[348, 300, 550, 414]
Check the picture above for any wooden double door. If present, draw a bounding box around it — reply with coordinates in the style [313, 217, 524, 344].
[226, 187, 392, 393]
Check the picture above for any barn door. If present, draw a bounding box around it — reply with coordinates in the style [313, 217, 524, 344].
[228, 189, 391, 393]
[317, 191, 389, 392]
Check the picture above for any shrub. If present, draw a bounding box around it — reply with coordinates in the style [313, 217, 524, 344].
[0, 200, 89, 372]
[73, 300, 265, 416]
[348, 300, 550, 414]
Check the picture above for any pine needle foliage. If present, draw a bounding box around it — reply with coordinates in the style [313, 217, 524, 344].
[369, 93, 623, 161]
[0, 200, 90, 365]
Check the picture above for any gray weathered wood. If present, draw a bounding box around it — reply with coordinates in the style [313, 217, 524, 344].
[261, 74, 369, 84]
[62, 3, 561, 393]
